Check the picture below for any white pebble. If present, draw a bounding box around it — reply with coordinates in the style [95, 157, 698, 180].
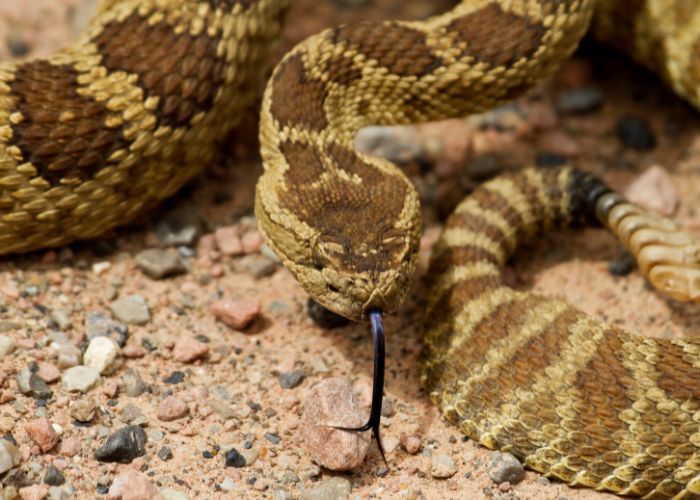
[83, 336, 120, 374]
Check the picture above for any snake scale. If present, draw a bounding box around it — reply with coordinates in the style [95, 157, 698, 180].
[1, 0, 700, 497]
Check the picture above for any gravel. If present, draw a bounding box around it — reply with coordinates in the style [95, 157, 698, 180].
[61, 366, 100, 393]
[488, 452, 525, 485]
[224, 448, 246, 468]
[135, 248, 188, 279]
[616, 115, 656, 150]
[122, 368, 148, 397]
[300, 477, 352, 500]
[83, 336, 120, 374]
[0, 439, 20, 474]
[43, 465, 65, 486]
[555, 86, 604, 113]
[0, 334, 16, 358]
[85, 312, 128, 347]
[431, 454, 457, 478]
[279, 371, 305, 389]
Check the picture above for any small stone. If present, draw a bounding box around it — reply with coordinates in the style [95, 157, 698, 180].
[58, 437, 80, 457]
[623, 165, 679, 216]
[555, 86, 604, 113]
[617, 115, 656, 150]
[122, 369, 147, 397]
[608, 252, 636, 277]
[264, 432, 281, 445]
[207, 399, 236, 419]
[211, 299, 261, 330]
[154, 209, 200, 247]
[488, 452, 525, 485]
[70, 397, 96, 422]
[18, 484, 50, 500]
[163, 371, 185, 384]
[110, 295, 150, 325]
[172, 337, 209, 363]
[25, 418, 58, 452]
[157, 396, 189, 421]
[48, 487, 68, 500]
[43, 465, 65, 486]
[300, 477, 352, 500]
[224, 448, 246, 468]
[431, 454, 457, 478]
[380, 398, 393, 417]
[120, 403, 146, 425]
[272, 489, 294, 500]
[279, 371, 305, 389]
[55, 344, 82, 369]
[307, 299, 351, 329]
[214, 226, 244, 256]
[235, 254, 278, 279]
[84, 336, 121, 374]
[0, 334, 16, 358]
[36, 363, 60, 384]
[160, 488, 189, 500]
[61, 366, 100, 393]
[299, 377, 370, 471]
[135, 249, 188, 279]
[108, 470, 159, 500]
[7, 33, 30, 57]
[28, 372, 54, 400]
[158, 446, 173, 461]
[0, 439, 20, 474]
[94, 425, 147, 463]
[400, 435, 422, 454]
[299, 463, 321, 479]
[85, 312, 128, 347]
[50, 310, 72, 331]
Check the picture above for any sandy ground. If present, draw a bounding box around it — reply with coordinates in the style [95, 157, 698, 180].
[1, 1, 699, 499]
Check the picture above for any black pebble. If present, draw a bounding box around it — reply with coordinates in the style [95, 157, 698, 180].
[376, 467, 390, 478]
[616, 115, 656, 151]
[29, 373, 53, 401]
[7, 35, 29, 57]
[94, 425, 147, 463]
[43, 465, 65, 486]
[202, 450, 214, 459]
[307, 298, 351, 329]
[279, 371, 305, 389]
[608, 252, 636, 276]
[158, 446, 173, 461]
[163, 371, 185, 384]
[225, 448, 246, 468]
[96, 485, 109, 495]
[535, 152, 567, 168]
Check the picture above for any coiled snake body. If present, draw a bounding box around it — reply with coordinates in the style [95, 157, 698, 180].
[3, 0, 700, 497]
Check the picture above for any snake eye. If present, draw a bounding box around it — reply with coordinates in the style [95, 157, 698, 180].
[313, 234, 348, 270]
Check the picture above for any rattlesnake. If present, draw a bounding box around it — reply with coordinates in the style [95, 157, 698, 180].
[2, 0, 700, 498]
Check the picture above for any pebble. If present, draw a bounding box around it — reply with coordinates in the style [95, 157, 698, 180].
[623, 165, 679, 216]
[50, 309, 72, 331]
[400, 435, 422, 454]
[159, 488, 189, 500]
[617, 115, 656, 150]
[299, 377, 370, 471]
[488, 452, 525, 485]
[163, 371, 185, 384]
[279, 371, 305, 389]
[431, 454, 457, 478]
[120, 403, 146, 426]
[122, 369, 147, 397]
[0, 334, 16, 358]
[211, 299, 261, 330]
[83, 336, 121, 374]
[85, 312, 129, 347]
[48, 486, 69, 500]
[36, 363, 60, 384]
[19, 484, 50, 500]
[61, 366, 100, 393]
[555, 86, 604, 113]
[154, 210, 200, 247]
[214, 226, 244, 256]
[0, 439, 20, 474]
[264, 432, 281, 445]
[307, 299, 351, 329]
[224, 448, 246, 468]
[110, 295, 151, 325]
[43, 465, 65, 486]
[608, 252, 636, 276]
[272, 489, 294, 500]
[107, 470, 159, 500]
[94, 425, 147, 463]
[135, 249, 188, 279]
[235, 254, 278, 279]
[172, 337, 209, 363]
[25, 418, 58, 452]
[158, 446, 173, 461]
[157, 396, 189, 421]
[300, 477, 352, 500]
[55, 344, 82, 369]
[70, 397, 96, 422]
[28, 372, 54, 400]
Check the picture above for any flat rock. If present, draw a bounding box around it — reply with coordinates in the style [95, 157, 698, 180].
[300, 477, 352, 500]
[431, 454, 457, 478]
[157, 396, 188, 421]
[110, 295, 150, 325]
[135, 248, 187, 279]
[25, 418, 58, 452]
[211, 299, 261, 330]
[488, 452, 525, 485]
[172, 337, 209, 363]
[61, 366, 100, 393]
[299, 377, 370, 471]
[0, 439, 20, 474]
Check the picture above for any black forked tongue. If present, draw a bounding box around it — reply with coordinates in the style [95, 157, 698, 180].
[331, 309, 387, 465]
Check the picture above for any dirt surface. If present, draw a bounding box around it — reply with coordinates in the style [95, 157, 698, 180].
[1, 1, 699, 500]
